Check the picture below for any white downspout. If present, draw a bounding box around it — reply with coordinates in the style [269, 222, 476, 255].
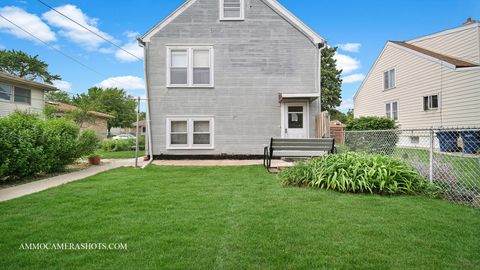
[138, 39, 154, 168]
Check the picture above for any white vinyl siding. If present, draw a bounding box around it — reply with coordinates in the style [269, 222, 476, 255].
[355, 41, 480, 129]
[166, 46, 214, 88]
[219, 0, 244, 21]
[383, 68, 396, 90]
[409, 26, 480, 64]
[166, 117, 214, 149]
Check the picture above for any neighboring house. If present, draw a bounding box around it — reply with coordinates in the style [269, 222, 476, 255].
[139, 0, 326, 158]
[0, 71, 57, 118]
[131, 120, 146, 135]
[354, 18, 480, 130]
[47, 101, 114, 139]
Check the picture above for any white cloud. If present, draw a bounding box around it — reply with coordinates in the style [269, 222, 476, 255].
[0, 6, 56, 43]
[338, 99, 354, 111]
[334, 53, 361, 74]
[342, 73, 365, 84]
[95, 76, 145, 91]
[42, 4, 114, 50]
[337, 43, 361, 53]
[115, 32, 143, 62]
[53, 80, 73, 92]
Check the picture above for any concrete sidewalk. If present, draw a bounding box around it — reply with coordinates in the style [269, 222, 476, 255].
[0, 159, 140, 203]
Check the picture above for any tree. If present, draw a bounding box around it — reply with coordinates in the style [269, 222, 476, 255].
[0, 49, 61, 84]
[46, 90, 73, 104]
[321, 47, 342, 112]
[330, 109, 354, 124]
[73, 87, 136, 135]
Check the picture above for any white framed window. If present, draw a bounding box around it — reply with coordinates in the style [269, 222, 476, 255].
[0, 83, 12, 102]
[220, 0, 245, 20]
[386, 101, 399, 121]
[423, 95, 439, 111]
[384, 68, 396, 90]
[14, 87, 31, 104]
[167, 46, 214, 88]
[166, 117, 214, 149]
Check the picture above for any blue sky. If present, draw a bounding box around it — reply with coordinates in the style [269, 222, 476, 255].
[0, 0, 479, 112]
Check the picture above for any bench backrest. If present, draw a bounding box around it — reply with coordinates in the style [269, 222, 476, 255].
[270, 138, 335, 152]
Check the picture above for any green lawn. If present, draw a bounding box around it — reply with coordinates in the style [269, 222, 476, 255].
[0, 166, 479, 269]
[94, 150, 140, 159]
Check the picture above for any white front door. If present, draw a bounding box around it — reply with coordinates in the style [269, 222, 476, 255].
[283, 103, 308, 138]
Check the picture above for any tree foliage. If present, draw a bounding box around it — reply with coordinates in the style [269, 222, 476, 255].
[46, 90, 73, 104]
[346, 116, 398, 131]
[321, 47, 343, 112]
[73, 87, 137, 134]
[0, 49, 61, 84]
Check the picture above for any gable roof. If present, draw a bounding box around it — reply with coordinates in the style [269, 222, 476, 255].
[47, 101, 114, 119]
[0, 71, 57, 91]
[390, 41, 479, 68]
[140, 0, 325, 45]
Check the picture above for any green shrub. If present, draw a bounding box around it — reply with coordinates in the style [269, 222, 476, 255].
[41, 118, 80, 173]
[279, 153, 441, 196]
[101, 139, 134, 152]
[0, 112, 97, 181]
[346, 116, 397, 131]
[76, 129, 100, 158]
[345, 116, 399, 155]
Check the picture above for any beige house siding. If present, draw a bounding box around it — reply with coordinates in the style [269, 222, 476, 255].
[408, 25, 480, 64]
[82, 119, 109, 139]
[0, 83, 45, 118]
[354, 44, 480, 129]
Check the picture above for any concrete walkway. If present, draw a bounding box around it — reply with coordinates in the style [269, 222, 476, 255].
[0, 159, 140, 203]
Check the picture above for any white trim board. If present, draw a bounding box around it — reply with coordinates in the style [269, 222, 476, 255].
[141, 0, 325, 45]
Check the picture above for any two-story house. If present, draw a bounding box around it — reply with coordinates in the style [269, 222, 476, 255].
[139, 0, 325, 158]
[354, 19, 480, 130]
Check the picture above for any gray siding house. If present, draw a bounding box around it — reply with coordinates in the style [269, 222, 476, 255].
[139, 0, 325, 158]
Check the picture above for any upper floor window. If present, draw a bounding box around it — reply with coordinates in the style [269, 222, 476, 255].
[220, 0, 245, 20]
[423, 95, 439, 111]
[167, 46, 214, 88]
[384, 68, 396, 90]
[386, 101, 398, 121]
[14, 87, 31, 104]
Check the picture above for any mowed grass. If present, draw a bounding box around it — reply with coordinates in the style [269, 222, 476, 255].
[94, 150, 139, 159]
[0, 166, 479, 269]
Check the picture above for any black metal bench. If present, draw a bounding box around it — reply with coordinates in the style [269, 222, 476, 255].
[263, 138, 336, 169]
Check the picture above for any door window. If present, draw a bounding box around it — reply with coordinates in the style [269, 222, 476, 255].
[288, 106, 304, 129]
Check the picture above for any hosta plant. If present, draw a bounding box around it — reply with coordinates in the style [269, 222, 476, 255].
[279, 153, 441, 196]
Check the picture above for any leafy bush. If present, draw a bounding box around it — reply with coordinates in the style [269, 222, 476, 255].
[346, 116, 397, 131]
[76, 129, 100, 158]
[279, 153, 441, 196]
[345, 116, 399, 155]
[101, 139, 134, 152]
[0, 112, 99, 181]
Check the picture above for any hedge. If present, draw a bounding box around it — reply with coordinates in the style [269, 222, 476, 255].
[0, 112, 99, 181]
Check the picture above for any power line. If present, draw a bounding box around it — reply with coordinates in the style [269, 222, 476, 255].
[0, 13, 143, 92]
[36, 0, 143, 61]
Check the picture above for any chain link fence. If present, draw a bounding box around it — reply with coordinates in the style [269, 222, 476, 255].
[333, 128, 480, 206]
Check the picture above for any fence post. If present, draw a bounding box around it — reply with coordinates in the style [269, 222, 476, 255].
[429, 129, 434, 182]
